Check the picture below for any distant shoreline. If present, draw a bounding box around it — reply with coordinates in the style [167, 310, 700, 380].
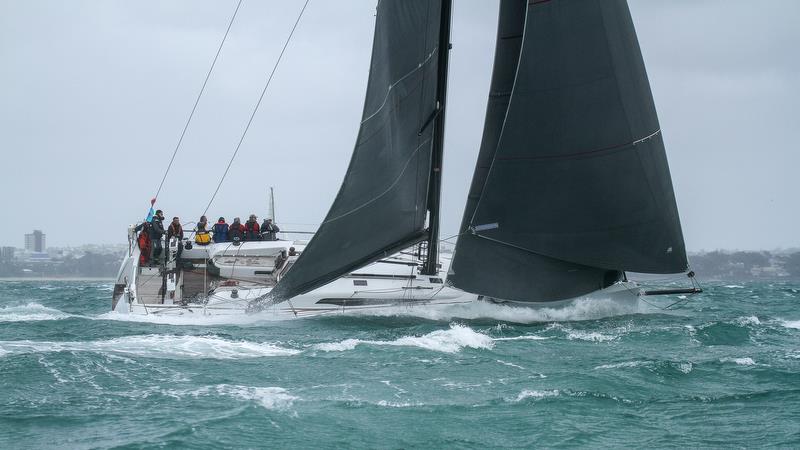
[0, 277, 114, 282]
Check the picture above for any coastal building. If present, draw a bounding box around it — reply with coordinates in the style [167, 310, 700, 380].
[24, 230, 46, 253]
[0, 247, 15, 261]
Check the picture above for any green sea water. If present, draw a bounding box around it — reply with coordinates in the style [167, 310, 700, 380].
[0, 280, 798, 448]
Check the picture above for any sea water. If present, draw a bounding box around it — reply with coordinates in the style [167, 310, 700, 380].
[0, 280, 798, 448]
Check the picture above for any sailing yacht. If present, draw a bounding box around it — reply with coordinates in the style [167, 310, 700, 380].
[113, 0, 698, 318]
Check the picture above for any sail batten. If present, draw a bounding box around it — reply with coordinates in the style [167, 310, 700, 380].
[450, 0, 687, 303]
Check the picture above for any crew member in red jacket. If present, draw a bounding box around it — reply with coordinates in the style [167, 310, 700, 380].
[229, 217, 246, 242]
[244, 214, 260, 241]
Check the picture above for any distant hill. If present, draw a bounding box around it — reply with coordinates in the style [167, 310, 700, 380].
[0, 252, 124, 279]
[688, 250, 799, 280]
[2, 247, 799, 281]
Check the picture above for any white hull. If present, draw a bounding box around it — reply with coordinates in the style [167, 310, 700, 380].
[112, 239, 642, 319]
[119, 282, 641, 319]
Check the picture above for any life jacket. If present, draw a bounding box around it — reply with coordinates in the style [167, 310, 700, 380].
[137, 232, 151, 265]
[137, 232, 151, 251]
[244, 221, 260, 240]
[229, 223, 245, 240]
[195, 229, 211, 245]
[168, 223, 183, 239]
[213, 222, 229, 242]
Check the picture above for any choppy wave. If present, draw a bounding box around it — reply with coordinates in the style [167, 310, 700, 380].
[123, 384, 298, 411]
[375, 400, 425, 408]
[0, 303, 77, 322]
[314, 323, 494, 354]
[344, 297, 642, 323]
[211, 384, 297, 410]
[779, 319, 800, 330]
[720, 357, 756, 366]
[593, 360, 694, 374]
[566, 330, 618, 342]
[493, 335, 550, 342]
[594, 361, 649, 370]
[511, 389, 561, 402]
[0, 335, 300, 359]
[735, 316, 761, 326]
[95, 310, 290, 326]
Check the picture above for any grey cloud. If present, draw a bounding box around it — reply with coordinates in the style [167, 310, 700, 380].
[0, 0, 796, 251]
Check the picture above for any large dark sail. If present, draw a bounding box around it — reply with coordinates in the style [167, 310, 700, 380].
[450, 0, 688, 303]
[268, 0, 450, 301]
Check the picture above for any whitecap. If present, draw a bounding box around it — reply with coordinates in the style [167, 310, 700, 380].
[214, 384, 298, 410]
[720, 357, 756, 366]
[493, 335, 550, 342]
[566, 330, 617, 342]
[313, 323, 494, 354]
[779, 319, 800, 330]
[594, 361, 648, 370]
[735, 316, 761, 326]
[496, 359, 525, 370]
[96, 310, 289, 327]
[0, 303, 77, 322]
[724, 285, 745, 289]
[512, 389, 560, 402]
[0, 335, 300, 359]
[376, 400, 424, 408]
[314, 338, 361, 352]
[342, 297, 639, 323]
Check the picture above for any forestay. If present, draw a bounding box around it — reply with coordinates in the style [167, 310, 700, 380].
[267, 0, 448, 302]
[450, 0, 688, 303]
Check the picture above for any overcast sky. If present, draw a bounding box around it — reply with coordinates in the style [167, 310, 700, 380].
[0, 0, 797, 251]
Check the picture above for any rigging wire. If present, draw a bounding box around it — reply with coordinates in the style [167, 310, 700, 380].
[153, 0, 243, 201]
[200, 0, 311, 219]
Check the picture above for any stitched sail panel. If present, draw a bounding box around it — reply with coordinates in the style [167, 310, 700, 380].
[451, 0, 687, 303]
[272, 0, 445, 300]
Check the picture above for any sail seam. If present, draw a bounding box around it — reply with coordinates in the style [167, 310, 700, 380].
[467, 0, 531, 227]
[360, 48, 439, 125]
[495, 129, 660, 161]
[321, 138, 432, 224]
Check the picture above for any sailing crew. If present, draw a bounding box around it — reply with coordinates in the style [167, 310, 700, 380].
[229, 217, 245, 242]
[288, 246, 297, 256]
[166, 217, 184, 262]
[167, 217, 184, 241]
[134, 221, 152, 266]
[195, 217, 211, 246]
[244, 214, 260, 241]
[212, 217, 229, 243]
[260, 218, 280, 241]
[150, 210, 165, 260]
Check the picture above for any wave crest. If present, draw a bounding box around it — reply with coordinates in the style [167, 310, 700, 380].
[0, 334, 300, 359]
[0, 303, 76, 322]
[314, 323, 494, 354]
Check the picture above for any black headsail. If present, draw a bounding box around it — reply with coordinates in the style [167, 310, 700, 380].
[449, 0, 688, 303]
[263, 0, 451, 303]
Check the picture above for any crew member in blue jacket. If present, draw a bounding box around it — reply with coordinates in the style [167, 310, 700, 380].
[213, 217, 229, 243]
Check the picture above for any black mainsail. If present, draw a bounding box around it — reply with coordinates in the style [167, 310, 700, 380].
[449, 0, 688, 303]
[266, 0, 451, 302]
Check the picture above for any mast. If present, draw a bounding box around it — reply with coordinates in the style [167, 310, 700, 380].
[421, 0, 452, 275]
[268, 186, 276, 222]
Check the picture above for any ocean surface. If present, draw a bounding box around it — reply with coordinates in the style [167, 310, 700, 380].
[0, 279, 798, 448]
